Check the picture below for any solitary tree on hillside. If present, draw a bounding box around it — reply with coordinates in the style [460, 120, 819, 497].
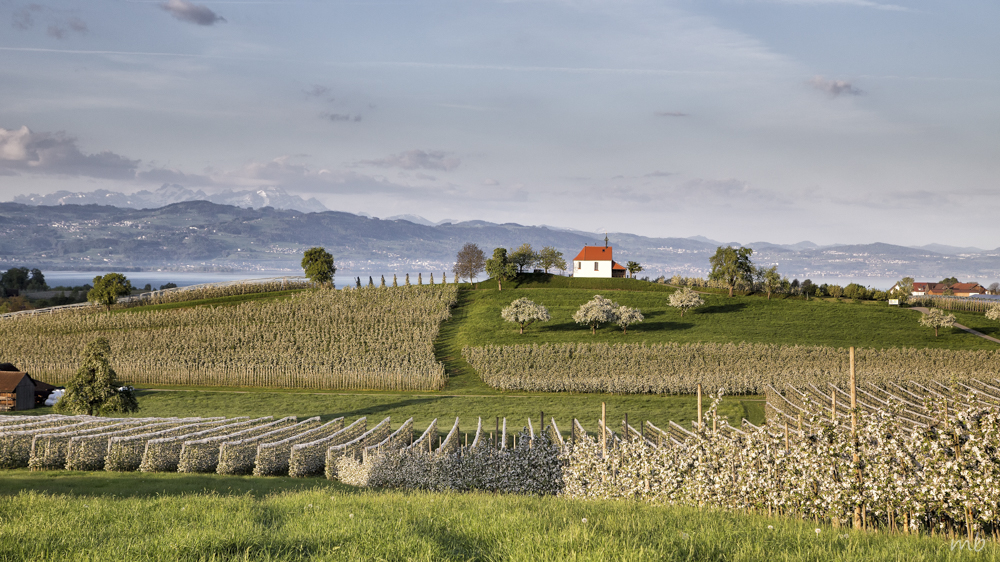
[55, 337, 138, 416]
[626, 261, 644, 279]
[501, 297, 551, 334]
[453, 243, 486, 285]
[759, 266, 782, 300]
[668, 287, 705, 317]
[537, 246, 567, 274]
[615, 305, 644, 334]
[509, 243, 538, 273]
[573, 295, 619, 334]
[88, 273, 134, 311]
[301, 247, 336, 286]
[804, 281, 816, 300]
[485, 248, 518, 291]
[919, 308, 956, 337]
[708, 246, 754, 297]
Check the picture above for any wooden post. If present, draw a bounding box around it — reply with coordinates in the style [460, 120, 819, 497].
[625, 413, 629, 441]
[697, 384, 703, 430]
[851, 346, 862, 530]
[832, 387, 837, 423]
[571, 419, 576, 444]
[601, 402, 607, 459]
[496, 417, 500, 450]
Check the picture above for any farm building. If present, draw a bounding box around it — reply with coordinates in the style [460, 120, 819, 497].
[905, 282, 987, 297]
[573, 239, 627, 279]
[0, 371, 36, 411]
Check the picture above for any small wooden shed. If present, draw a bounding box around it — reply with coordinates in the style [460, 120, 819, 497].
[0, 372, 35, 411]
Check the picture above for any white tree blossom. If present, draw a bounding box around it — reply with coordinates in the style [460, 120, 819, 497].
[668, 287, 705, 318]
[615, 306, 644, 334]
[572, 295, 619, 334]
[501, 297, 551, 334]
[987, 304, 1000, 322]
[919, 307, 956, 337]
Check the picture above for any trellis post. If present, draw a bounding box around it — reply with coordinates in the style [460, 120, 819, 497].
[697, 383, 703, 430]
[851, 346, 863, 530]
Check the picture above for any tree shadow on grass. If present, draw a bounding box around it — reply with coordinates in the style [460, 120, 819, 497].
[694, 303, 747, 315]
[331, 397, 446, 420]
[0, 470, 359, 498]
[631, 321, 694, 333]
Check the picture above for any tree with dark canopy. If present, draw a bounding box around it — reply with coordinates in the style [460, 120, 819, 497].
[55, 337, 138, 416]
[301, 247, 336, 286]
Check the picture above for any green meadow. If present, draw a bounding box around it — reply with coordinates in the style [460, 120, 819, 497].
[1, 473, 994, 562]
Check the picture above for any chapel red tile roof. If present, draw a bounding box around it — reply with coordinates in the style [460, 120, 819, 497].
[574, 246, 615, 261]
[611, 261, 626, 270]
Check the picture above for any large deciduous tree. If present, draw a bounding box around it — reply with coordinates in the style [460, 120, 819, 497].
[509, 243, 538, 273]
[919, 307, 956, 337]
[537, 246, 567, 273]
[501, 297, 551, 334]
[55, 337, 138, 416]
[87, 273, 134, 311]
[485, 248, 517, 291]
[708, 246, 754, 297]
[453, 243, 486, 285]
[301, 247, 336, 286]
[573, 295, 619, 334]
[668, 287, 705, 317]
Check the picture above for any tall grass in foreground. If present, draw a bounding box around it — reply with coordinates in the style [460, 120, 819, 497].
[0, 484, 994, 561]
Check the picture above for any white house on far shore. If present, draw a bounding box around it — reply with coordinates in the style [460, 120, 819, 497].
[573, 243, 627, 278]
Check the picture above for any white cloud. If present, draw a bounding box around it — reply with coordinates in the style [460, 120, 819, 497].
[359, 150, 461, 171]
[0, 126, 138, 180]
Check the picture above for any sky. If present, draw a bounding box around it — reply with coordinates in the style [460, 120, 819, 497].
[0, 0, 997, 247]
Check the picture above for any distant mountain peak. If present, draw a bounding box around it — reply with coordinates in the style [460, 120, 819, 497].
[12, 185, 329, 213]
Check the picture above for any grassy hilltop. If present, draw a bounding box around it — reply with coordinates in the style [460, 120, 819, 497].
[452, 273, 1000, 350]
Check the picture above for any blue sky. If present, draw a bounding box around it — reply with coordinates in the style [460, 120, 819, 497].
[0, 0, 997, 246]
